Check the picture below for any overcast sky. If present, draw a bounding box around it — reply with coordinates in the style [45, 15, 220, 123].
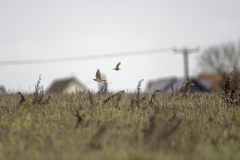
[0, 0, 240, 93]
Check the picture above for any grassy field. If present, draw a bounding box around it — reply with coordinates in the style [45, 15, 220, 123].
[0, 77, 240, 160]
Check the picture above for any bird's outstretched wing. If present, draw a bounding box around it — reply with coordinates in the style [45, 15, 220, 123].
[116, 62, 121, 68]
[181, 80, 194, 88]
[96, 69, 101, 79]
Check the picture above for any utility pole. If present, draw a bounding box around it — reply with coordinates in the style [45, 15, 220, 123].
[173, 46, 200, 80]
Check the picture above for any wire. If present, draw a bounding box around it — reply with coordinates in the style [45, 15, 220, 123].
[0, 47, 171, 65]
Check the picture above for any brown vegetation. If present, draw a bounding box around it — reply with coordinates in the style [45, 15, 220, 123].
[0, 75, 240, 159]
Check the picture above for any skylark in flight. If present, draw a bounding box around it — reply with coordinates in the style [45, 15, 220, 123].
[113, 62, 121, 71]
[180, 80, 194, 89]
[93, 69, 106, 82]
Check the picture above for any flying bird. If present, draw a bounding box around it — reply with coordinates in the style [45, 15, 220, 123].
[113, 62, 121, 71]
[93, 69, 106, 82]
[180, 80, 194, 89]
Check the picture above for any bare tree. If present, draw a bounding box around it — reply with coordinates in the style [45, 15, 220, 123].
[198, 40, 240, 74]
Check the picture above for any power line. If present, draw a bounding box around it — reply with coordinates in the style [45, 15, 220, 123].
[0, 47, 171, 66]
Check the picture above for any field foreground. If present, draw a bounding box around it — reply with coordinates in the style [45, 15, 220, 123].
[0, 91, 240, 160]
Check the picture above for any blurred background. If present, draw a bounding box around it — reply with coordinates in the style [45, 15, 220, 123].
[0, 0, 240, 93]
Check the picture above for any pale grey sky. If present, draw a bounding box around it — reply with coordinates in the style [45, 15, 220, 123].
[0, 0, 240, 92]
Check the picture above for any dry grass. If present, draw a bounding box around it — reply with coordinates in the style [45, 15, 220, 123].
[220, 68, 240, 106]
[0, 76, 240, 160]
